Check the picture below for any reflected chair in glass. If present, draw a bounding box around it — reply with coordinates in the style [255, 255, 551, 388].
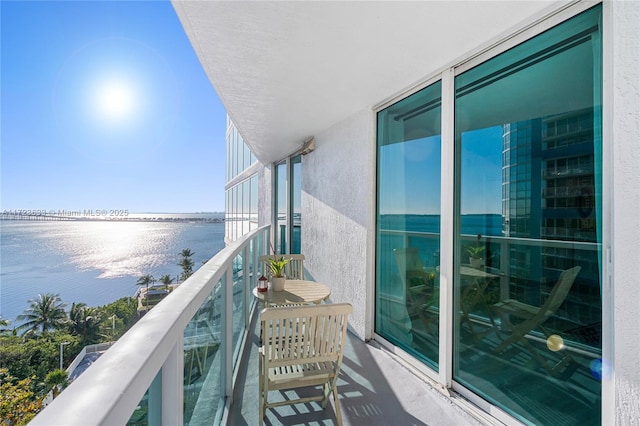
[259, 254, 305, 280]
[492, 266, 581, 376]
[258, 303, 352, 426]
[394, 248, 438, 336]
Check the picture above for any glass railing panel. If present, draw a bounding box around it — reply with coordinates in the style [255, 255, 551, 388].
[127, 387, 149, 425]
[232, 253, 245, 364]
[249, 238, 256, 308]
[183, 277, 224, 425]
[30, 226, 270, 426]
[126, 370, 161, 426]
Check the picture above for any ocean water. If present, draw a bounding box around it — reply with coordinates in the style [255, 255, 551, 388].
[0, 214, 225, 324]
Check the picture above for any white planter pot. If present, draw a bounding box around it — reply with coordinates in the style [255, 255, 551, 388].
[271, 276, 286, 292]
[470, 257, 484, 269]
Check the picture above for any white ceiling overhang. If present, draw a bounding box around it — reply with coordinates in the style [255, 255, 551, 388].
[171, 1, 557, 164]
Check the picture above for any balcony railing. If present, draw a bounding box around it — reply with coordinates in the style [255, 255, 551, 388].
[379, 228, 601, 352]
[31, 225, 270, 426]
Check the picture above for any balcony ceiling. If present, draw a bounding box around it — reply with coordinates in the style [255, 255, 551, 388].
[172, 1, 555, 164]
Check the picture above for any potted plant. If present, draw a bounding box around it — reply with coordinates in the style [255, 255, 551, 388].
[466, 234, 485, 268]
[267, 246, 290, 291]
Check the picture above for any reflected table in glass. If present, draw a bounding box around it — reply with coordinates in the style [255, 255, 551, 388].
[459, 265, 502, 342]
[252, 279, 331, 308]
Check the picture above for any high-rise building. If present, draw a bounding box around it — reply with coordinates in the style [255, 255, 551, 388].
[502, 109, 601, 345]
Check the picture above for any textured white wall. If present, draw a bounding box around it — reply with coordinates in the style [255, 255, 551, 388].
[301, 108, 373, 338]
[610, 0, 640, 423]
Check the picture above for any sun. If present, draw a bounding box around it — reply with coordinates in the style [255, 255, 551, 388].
[94, 79, 137, 121]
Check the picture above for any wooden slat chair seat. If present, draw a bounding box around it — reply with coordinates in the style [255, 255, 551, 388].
[493, 266, 581, 377]
[259, 303, 352, 426]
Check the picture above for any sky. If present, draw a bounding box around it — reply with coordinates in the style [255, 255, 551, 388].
[379, 126, 503, 215]
[1, 1, 227, 213]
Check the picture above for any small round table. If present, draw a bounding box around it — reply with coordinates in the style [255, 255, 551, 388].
[252, 279, 331, 307]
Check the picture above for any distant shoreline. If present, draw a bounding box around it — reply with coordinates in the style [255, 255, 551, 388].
[0, 214, 224, 223]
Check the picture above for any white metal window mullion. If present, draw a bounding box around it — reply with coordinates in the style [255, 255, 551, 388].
[601, 2, 614, 423]
[286, 157, 292, 253]
[439, 67, 455, 389]
[271, 163, 278, 251]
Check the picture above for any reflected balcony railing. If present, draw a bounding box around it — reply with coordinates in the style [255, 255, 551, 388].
[379, 228, 601, 354]
[31, 225, 270, 426]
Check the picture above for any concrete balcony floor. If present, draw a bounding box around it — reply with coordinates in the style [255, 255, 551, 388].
[229, 313, 485, 426]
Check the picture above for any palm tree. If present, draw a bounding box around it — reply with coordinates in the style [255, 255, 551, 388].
[44, 369, 69, 399]
[0, 317, 10, 334]
[69, 303, 104, 345]
[179, 248, 195, 258]
[178, 248, 195, 281]
[136, 274, 155, 307]
[16, 293, 68, 335]
[158, 274, 174, 291]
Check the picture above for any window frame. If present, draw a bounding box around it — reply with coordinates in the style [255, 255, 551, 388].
[371, 2, 610, 424]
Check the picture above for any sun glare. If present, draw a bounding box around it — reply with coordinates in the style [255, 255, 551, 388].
[95, 80, 137, 121]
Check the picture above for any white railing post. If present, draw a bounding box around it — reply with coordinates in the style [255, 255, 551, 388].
[162, 338, 183, 425]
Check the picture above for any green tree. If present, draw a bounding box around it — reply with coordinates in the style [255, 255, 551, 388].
[179, 248, 194, 258]
[0, 368, 43, 426]
[68, 303, 105, 345]
[158, 274, 174, 290]
[178, 248, 195, 281]
[0, 333, 79, 387]
[136, 274, 155, 307]
[100, 297, 138, 338]
[44, 369, 68, 399]
[16, 294, 68, 335]
[0, 316, 12, 335]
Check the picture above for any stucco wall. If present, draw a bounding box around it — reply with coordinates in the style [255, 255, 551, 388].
[611, 0, 640, 423]
[301, 108, 373, 339]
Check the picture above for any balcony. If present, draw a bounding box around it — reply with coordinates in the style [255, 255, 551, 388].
[228, 307, 482, 425]
[31, 225, 482, 425]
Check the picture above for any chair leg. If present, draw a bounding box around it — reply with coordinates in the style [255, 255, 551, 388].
[258, 356, 265, 423]
[494, 316, 531, 353]
[321, 382, 331, 408]
[332, 381, 343, 426]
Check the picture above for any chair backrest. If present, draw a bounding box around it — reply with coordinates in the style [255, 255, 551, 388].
[394, 247, 424, 274]
[259, 254, 305, 280]
[260, 303, 352, 367]
[541, 266, 581, 317]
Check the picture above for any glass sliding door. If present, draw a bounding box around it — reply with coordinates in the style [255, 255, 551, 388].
[274, 162, 287, 254]
[453, 6, 602, 424]
[376, 81, 441, 370]
[291, 155, 302, 254]
[274, 156, 302, 255]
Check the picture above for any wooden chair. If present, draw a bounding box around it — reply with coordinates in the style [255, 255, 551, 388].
[492, 266, 581, 376]
[259, 254, 305, 280]
[258, 303, 352, 426]
[394, 248, 438, 334]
